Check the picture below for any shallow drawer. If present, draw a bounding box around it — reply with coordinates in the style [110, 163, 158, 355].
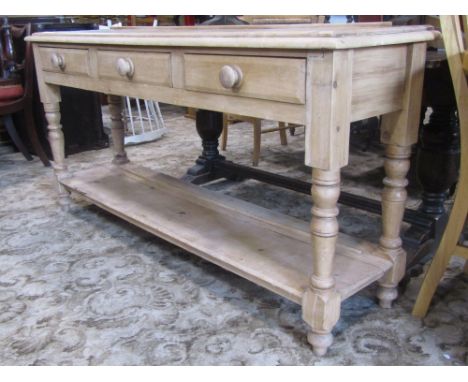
[39, 47, 90, 76]
[183, 54, 306, 104]
[97, 50, 171, 86]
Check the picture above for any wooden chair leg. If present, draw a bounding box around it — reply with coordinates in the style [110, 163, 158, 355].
[23, 104, 50, 166]
[412, 196, 468, 318]
[412, 246, 454, 318]
[221, 113, 228, 151]
[252, 119, 261, 166]
[278, 122, 288, 146]
[3, 114, 33, 161]
[289, 125, 296, 136]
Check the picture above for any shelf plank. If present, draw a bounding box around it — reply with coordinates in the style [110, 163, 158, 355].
[61, 164, 392, 304]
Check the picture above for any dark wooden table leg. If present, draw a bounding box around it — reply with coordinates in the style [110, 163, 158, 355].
[402, 54, 460, 277]
[417, 106, 459, 218]
[183, 109, 226, 184]
[405, 57, 460, 235]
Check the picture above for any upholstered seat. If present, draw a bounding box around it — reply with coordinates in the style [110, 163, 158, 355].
[0, 84, 24, 102]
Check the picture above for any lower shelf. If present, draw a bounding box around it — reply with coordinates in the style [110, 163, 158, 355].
[61, 163, 393, 305]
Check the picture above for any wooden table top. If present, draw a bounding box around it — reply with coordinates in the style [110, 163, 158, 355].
[27, 23, 440, 50]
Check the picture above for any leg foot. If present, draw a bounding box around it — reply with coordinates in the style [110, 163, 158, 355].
[377, 284, 399, 308]
[307, 332, 333, 356]
[58, 189, 71, 209]
[112, 153, 129, 165]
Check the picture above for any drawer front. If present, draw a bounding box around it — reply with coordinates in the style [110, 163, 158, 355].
[184, 54, 306, 104]
[39, 47, 90, 76]
[97, 50, 171, 86]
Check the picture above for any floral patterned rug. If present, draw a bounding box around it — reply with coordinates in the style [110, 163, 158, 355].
[0, 105, 466, 365]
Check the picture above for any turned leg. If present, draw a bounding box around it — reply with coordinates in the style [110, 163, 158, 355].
[301, 50, 353, 356]
[416, 58, 460, 217]
[302, 168, 341, 356]
[44, 102, 70, 206]
[107, 95, 129, 164]
[185, 110, 224, 182]
[377, 144, 411, 308]
[377, 42, 426, 306]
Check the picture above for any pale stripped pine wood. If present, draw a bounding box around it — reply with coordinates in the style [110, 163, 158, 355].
[380, 43, 427, 147]
[42, 70, 307, 125]
[351, 45, 408, 122]
[30, 24, 436, 355]
[33, 44, 69, 206]
[60, 164, 392, 305]
[305, 50, 353, 170]
[39, 46, 90, 76]
[184, 54, 306, 105]
[376, 144, 411, 308]
[97, 50, 172, 86]
[43, 102, 70, 207]
[37, 43, 416, 126]
[302, 168, 342, 356]
[26, 25, 439, 50]
[375, 41, 427, 309]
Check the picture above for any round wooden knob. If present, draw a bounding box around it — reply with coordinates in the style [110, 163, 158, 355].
[51, 53, 65, 70]
[219, 65, 243, 89]
[116, 57, 135, 78]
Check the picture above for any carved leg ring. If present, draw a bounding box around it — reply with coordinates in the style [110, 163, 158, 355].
[107, 95, 129, 165]
[377, 144, 411, 308]
[44, 102, 70, 206]
[302, 168, 341, 356]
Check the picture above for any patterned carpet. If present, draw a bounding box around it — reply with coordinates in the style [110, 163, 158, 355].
[0, 105, 466, 365]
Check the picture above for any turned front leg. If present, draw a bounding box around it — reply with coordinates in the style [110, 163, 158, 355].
[377, 144, 411, 308]
[301, 49, 353, 356]
[107, 95, 129, 164]
[44, 102, 69, 205]
[302, 168, 341, 356]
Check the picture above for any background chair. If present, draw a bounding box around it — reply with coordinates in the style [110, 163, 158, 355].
[0, 22, 50, 166]
[412, 15, 468, 318]
[221, 114, 293, 166]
